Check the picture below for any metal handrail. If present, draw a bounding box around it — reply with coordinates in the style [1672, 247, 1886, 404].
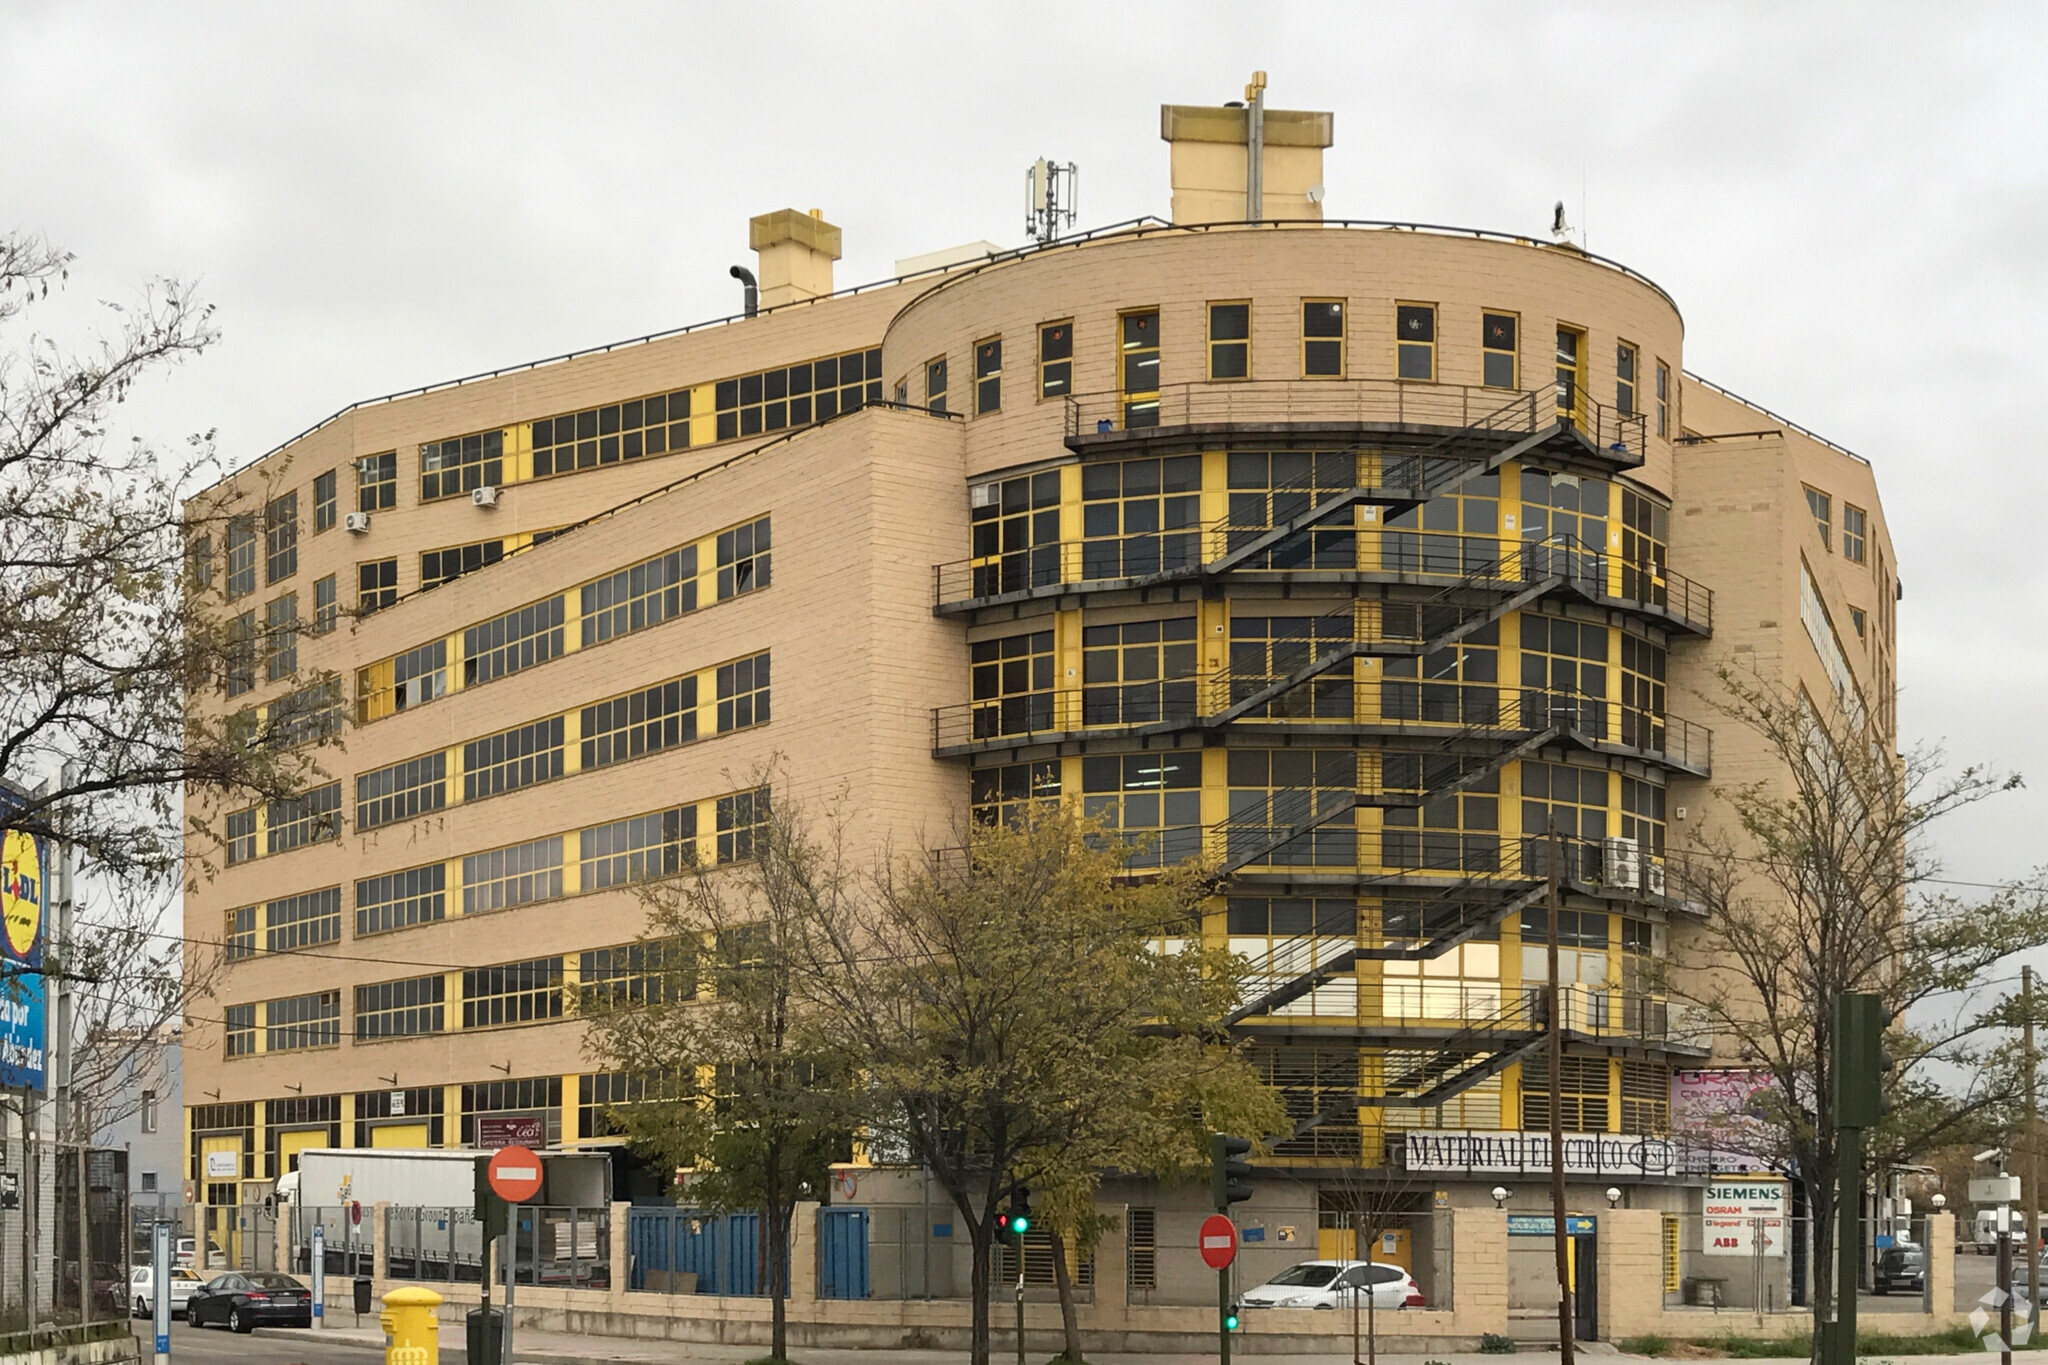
[935, 681, 1710, 772]
[1063, 379, 1543, 441]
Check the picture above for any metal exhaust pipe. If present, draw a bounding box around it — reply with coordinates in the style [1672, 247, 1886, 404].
[728, 265, 758, 318]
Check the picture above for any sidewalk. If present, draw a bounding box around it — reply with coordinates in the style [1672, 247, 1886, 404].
[294, 1325, 1980, 1365]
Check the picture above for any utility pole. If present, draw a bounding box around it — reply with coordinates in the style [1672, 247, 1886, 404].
[1825, 993, 1886, 1365]
[1545, 828, 1574, 1365]
[2026, 965, 2040, 1312]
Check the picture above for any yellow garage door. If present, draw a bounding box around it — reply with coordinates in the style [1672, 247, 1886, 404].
[370, 1123, 429, 1149]
[278, 1128, 326, 1173]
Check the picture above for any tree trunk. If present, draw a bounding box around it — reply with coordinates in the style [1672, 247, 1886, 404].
[1049, 1227, 1085, 1362]
[969, 1222, 994, 1365]
[769, 1202, 789, 1362]
[1808, 1167, 1835, 1365]
[766, 1137, 787, 1362]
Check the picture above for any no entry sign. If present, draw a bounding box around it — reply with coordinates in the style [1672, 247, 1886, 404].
[487, 1145, 544, 1204]
[1200, 1214, 1238, 1270]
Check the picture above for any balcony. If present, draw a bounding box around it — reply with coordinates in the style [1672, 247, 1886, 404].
[1061, 380, 1646, 467]
[933, 680, 1710, 777]
[935, 525, 1711, 637]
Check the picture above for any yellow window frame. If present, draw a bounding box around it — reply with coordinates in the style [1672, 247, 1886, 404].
[1207, 301, 1251, 381]
[1482, 310, 1519, 389]
[1395, 301, 1436, 383]
[1300, 298, 1345, 379]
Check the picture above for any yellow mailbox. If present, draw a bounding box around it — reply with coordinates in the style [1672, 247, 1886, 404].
[379, 1285, 442, 1365]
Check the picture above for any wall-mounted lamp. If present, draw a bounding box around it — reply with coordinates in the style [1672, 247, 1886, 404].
[1491, 1186, 1510, 1209]
[1606, 1186, 1622, 1209]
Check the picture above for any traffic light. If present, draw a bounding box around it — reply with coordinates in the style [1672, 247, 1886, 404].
[1832, 993, 1891, 1129]
[1211, 1134, 1252, 1212]
[1224, 1309, 1241, 1331]
[997, 1186, 1032, 1239]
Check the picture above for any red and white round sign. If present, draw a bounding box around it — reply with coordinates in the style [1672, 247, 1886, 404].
[487, 1145, 544, 1204]
[1199, 1214, 1238, 1270]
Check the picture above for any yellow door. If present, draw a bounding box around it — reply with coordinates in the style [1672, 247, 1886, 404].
[370, 1123, 429, 1149]
[277, 1129, 325, 1172]
[1556, 326, 1587, 427]
[1318, 1226, 1356, 1261]
[1371, 1227, 1413, 1272]
[1119, 309, 1160, 428]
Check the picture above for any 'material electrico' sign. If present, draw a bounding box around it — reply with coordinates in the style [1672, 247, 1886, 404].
[0, 810, 48, 1091]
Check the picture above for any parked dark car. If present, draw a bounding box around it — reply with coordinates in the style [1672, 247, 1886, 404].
[1873, 1245, 1926, 1295]
[186, 1271, 312, 1332]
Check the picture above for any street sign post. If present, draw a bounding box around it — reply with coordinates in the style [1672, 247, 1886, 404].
[151, 1219, 171, 1365]
[486, 1145, 543, 1365]
[1200, 1214, 1239, 1270]
[309, 1224, 325, 1330]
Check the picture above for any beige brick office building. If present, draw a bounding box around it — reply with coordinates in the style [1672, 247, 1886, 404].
[183, 94, 1895, 1284]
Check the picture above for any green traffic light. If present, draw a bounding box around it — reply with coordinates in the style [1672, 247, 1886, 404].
[1225, 1312, 1240, 1331]
[1013, 1215, 1030, 1234]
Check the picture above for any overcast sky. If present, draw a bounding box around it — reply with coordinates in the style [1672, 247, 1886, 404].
[6, 3, 2044, 896]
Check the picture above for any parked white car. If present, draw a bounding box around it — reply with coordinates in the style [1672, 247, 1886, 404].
[1237, 1259, 1425, 1311]
[130, 1265, 203, 1319]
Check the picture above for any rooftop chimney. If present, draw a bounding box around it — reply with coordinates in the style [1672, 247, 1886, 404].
[748, 208, 842, 308]
[1160, 77, 1333, 225]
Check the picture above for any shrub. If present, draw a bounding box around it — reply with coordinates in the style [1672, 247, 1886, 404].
[1479, 1332, 1519, 1354]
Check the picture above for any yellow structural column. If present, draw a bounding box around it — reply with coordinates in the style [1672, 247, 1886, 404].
[380, 1285, 442, 1365]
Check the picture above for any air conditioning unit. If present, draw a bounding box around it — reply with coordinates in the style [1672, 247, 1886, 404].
[1602, 837, 1641, 890]
[1644, 858, 1667, 898]
[471, 485, 499, 508]
[343, 512, 371, 534]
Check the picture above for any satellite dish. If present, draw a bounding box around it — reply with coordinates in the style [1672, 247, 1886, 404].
[1306, 184, 1326, 205]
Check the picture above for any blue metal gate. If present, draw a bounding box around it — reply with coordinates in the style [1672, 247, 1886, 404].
[723, 1211, 761, 1296]
[623, 1208, 786, 1297]
[818, 1208, 870, 1300]
[627, 1208, 726, 1293]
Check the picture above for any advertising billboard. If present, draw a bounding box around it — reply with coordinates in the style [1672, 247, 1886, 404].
[1671, 1069, 1779, 1172]
[0, 821, 48, 1091]
[1702, 1176, 1789, 1256]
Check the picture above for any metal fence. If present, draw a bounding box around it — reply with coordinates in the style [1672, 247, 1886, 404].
[1655, 1213, 1941, 1316]
[0, 1137, 130, 1333]
[383, 1206, 609, 1289]
[292, 1205, 371, 1279]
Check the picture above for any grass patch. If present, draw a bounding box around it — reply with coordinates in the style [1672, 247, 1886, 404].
[1620, 1323, 2047, 1359]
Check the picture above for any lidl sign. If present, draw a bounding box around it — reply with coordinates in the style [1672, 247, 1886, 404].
[0, 822, 48, 1092]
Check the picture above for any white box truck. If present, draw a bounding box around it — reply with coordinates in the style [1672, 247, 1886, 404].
[275, 1148, 613, 1284]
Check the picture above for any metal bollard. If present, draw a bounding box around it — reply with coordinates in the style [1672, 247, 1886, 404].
[378, 1285, 442, 1365]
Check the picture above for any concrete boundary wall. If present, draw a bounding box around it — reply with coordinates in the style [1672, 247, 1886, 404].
[362, 1201, 1966, 1355]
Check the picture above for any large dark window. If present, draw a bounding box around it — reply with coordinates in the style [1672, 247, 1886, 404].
[1301, 300, 1344, 377]
[533, 390, 692, 476]
[1208, 303, 1249, 380]
[1081, 456, 1200, 579]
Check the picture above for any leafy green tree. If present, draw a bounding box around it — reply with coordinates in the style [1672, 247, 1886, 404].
[1668, 671, 2048, 1355]
[1, 231, 334, 882]
[798, 803, 1272, 1365]
[582, 779, 856, 1365]
[1027, 1039, 1285, 1363]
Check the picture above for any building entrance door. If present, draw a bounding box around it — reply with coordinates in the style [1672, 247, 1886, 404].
[1572, 1232, 1598, 1340]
